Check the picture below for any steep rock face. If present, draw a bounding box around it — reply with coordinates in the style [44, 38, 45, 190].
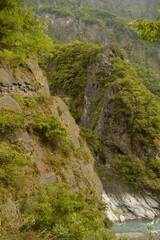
[80, 47, 160, 221]
[0, 60, 103, 226]
[94, 83, 159, 161]
[0, 60, 48, 96]
[41, 13, 107, 44]
[103, 190, 160, 222]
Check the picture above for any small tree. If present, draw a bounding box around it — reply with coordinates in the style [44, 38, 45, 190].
[0, 0, 53, 64]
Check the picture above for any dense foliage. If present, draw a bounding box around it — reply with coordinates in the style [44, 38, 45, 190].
[0, 0, 53, 64]
[133, 63, 160, 97]
[21, 185, 113, 240]
[0, 142, 33, 195]
[47, 41, 102, 121]
[105, 56, 160, 191]
[136, 11, 160, 43]
[111, 57, 160, 146]
[0, 110, 24, 134]
[28, 111, 69, 146]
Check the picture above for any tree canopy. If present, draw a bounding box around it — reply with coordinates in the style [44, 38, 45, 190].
[0, 0, 53, 64]
[136, 10, 160, 43]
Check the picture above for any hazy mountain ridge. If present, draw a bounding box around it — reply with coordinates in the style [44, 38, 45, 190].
[28, 0, 160, 75]
[25, 0, 160, 19]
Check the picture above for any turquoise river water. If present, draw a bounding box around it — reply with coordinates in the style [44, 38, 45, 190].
[114, 218, 160, 234]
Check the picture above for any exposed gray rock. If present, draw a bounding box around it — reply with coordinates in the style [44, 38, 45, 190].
[103, 191, 160, 222]
[27, 59, 49, 93]
[0, 68, 16, 87]
[0, 95, 22, 113]
[41, 13, 106, 44]
[5, 199, 20, 221]
[49, 97, 80, 148]
[81, 81, 100, 128]
[40, 172, 56, 185]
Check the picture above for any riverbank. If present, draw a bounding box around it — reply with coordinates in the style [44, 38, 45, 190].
[114, 218, 160, 240]
[115, 232, 147, 239]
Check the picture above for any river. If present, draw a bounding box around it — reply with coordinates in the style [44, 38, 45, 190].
[114, 218, 160, 239]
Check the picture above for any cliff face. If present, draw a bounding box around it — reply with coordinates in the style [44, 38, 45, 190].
[0, 60, 104, 237]
[46, 42, 160, 222]
[81, 46, 160, 221]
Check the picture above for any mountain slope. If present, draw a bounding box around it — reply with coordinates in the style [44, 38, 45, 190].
[0, 59, 116, 239]
[31, 0, 160, 78]
[46, 41, 160, 221]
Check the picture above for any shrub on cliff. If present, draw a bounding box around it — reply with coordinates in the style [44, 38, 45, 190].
[28, 111, 70, 148]
[0, 142, 33, 195]
[0, 110, 24, 134]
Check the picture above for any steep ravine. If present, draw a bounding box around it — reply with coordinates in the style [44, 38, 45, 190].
[46, 42, 160, 225]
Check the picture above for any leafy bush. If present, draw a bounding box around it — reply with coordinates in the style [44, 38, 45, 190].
[0, 142, 32, 194]
[22, 184, 114, 240]
[114, 156, 146, 190]
[0, 110, 24, 134]
[12, 93, 38, 110]
[28, 111, 69, 147]
[147, 158, 160, 178]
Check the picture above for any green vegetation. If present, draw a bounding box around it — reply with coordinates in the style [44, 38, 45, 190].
[136, 10, 160, 43]
[45, 39, 160, 194]
[47, 41, 102, 121]
[105, 57, 160, 191]
[113, 156, 146, 190]
[112, 154, 160, 191]
[0, 93, 115, 239]
[1, 184, 114, 240]
[147, 157, 160, 178]
[0, 142, 33, 196]
[80, 127, 100, 153]
[28, 111, 69, 147]
[36, 0, 160, 73]
[21, 184, 113, 240]
[12, 93, 38, 110]
[133, 63, 160, 97]
[35, 0, 160, 20]
[39, 5, 74, 17]
[0, 0, 53, 64]
[110, 57, 160, 146]
[0, 110, 24, 134]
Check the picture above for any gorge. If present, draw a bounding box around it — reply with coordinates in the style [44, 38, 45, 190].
[0, 0, 160, 239]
